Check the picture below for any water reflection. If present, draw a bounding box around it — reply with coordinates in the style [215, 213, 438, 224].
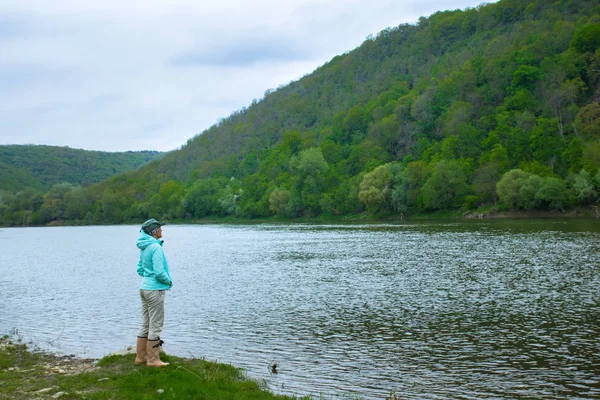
[1, 221, 599, 399]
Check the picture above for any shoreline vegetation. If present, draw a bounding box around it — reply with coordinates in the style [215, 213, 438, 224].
[12, 207, 600, 229]
[0, 336, 312, 400]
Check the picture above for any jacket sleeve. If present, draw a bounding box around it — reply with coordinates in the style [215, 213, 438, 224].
[137, 253, 144, 277]
[151, 246, 172, 286]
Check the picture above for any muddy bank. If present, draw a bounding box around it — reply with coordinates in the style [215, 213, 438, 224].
[463, 208, 598, 219]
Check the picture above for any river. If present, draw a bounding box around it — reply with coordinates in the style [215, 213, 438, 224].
[1, 219, 599, 399]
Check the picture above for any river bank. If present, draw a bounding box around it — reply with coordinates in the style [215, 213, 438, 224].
[0, 337, 311, 400]
[1, 205, 597, 229]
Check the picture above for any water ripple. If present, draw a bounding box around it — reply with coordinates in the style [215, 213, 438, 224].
[1, 222, 599, 399]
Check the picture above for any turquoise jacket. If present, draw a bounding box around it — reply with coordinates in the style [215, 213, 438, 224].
[136, 231, 173, 291]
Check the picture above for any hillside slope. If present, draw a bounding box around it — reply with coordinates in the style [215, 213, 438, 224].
[0, 145, 161, 192]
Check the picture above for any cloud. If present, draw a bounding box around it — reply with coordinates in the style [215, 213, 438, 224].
[0, 13, 29, 38]
[170, 31, 311, 67]
[0, 0, 492, 152]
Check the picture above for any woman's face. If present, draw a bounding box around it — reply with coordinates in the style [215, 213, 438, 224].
[153, 226, 163, 239]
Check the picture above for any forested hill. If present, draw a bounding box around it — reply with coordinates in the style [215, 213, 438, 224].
[0, 145, 161, 192]
[1, 0, 600, 226]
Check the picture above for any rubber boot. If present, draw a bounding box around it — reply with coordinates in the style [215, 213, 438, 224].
[146, 339, 169, 367]
[135, 337, 148, 365]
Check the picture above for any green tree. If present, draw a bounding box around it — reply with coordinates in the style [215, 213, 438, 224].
[543, 77, 586, 137]
[404, 161, 432, 210]
[564, 137, 584, 174]
[442, 101, 474, 136]
[574, 103, 600, 140]
[269, 188, 291, 217]
[289, 147, 329, 215]
[158, 180, 184, 218]
[535, 177, 568, 210]
[342, 141, 389, 176]
[530, 118, 566, 174]
[473, 162, 502, 204]
[421, 160, 470, 210]
[320, 176, 363, 216]
[183, 178, 227, 218]
[571, 23, 600, 53]
[489, 112, 534, 167]
[99, 190, 127, 222]
[65, 187, 91, 220]
[510, 65, 540, 92]
[239, 173, 270, 217]
[358, 162, 405, 213]
[518, 174, 543, 209]
[411, 87, 445, 138]
[479, 143, 510, 173]
[496, 169, 530, 209]
[573, 169, 598, 204]
[503, 89, 536, 111]
[0, 190, 14, 224]
[367, 116, 401, 157]
[582, 141, 600, 170]
[127, 202, 152, 220]
[320, 138, 346, 165]
[38, 183, 77, 223]
[342, 105, 370, 144]
[219, 184, 243, 216]
[13, 188, 43, 214]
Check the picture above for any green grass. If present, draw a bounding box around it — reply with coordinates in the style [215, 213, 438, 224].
[0, 337, 310, 399]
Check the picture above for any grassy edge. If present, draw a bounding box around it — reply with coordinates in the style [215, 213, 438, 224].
[0, 336, 313, 400]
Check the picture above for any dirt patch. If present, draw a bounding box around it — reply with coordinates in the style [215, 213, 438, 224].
[37, 354, 99, 376]
[1, 338, 99, 376]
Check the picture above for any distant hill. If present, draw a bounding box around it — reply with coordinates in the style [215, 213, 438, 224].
[1, 0, 599, 226]
[0, 145, 162, 192]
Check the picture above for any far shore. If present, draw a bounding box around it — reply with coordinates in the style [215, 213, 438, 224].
[2, 207, 597, 229]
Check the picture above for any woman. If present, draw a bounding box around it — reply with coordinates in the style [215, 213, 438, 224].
[135, 218, 173, 367]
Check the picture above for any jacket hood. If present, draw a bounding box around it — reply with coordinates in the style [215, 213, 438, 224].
[137, 231, 162, 250]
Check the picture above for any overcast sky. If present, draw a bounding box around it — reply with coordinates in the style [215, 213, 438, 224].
[0, 0, 492, 152]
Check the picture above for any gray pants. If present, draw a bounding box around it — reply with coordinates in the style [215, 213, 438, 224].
[138, 290, 166, 340]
